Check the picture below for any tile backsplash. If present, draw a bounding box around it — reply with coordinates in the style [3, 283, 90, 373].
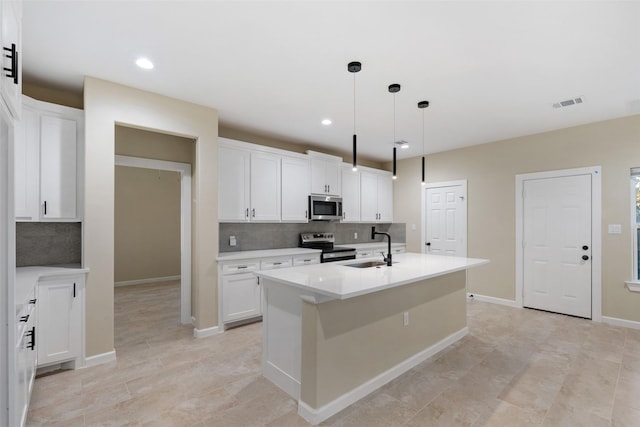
[16, 222, 82, 267]
[219, 222, 406, 252]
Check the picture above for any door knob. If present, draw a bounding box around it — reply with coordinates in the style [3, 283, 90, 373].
[582, 255, 589, 261]
[582, 245, 589, 250]
[426, 242, 431, 246]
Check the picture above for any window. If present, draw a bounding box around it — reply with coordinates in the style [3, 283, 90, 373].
[631, 169, 640, 281]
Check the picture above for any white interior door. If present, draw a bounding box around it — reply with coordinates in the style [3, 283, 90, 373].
[523, 174, 592, 318]
[424, 182, 466, 256]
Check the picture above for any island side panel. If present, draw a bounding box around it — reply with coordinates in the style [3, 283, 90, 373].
[300, 270, 467, 410]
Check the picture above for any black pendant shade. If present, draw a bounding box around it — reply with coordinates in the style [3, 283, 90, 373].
[418, 100, 429, 185]
[390, 83, 401, 180]
[349, 61, 361, 171]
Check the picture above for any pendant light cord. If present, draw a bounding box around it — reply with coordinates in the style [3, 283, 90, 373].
[422, 108, 425, 155]
[353, 72, 356, 135]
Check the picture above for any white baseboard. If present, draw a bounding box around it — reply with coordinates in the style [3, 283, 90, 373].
[467, 292, 520, 308]
[298, 327, 469, 425]
[602, 316, 640, 330]
[263, 360, 300, 400]
[193, 325, 221, 338]
[84, 350, 117, 368]
[114, 275, 180, 287]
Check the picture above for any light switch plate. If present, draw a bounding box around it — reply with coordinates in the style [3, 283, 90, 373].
[608, 224, 622, 234]
[229, 235, 237, 246]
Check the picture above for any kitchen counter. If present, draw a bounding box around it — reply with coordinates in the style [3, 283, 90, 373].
[216, 247, 321, 261]
[258, 252, 488, 424]
[255, 252, 487, 301]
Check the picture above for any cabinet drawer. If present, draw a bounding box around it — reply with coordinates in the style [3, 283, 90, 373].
[260, 257, 292, 270]
[222, 261, 260, 275]
[292, 254, 320, 266]
[392, 247, 406, 254]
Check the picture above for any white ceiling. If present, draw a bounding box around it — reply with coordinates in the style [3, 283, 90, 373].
[22, 1, 640, 162]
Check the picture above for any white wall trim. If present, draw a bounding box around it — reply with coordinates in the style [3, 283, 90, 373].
[602, 316, 640, 330]
[114, 275, 181, 287]
[515, 166, 602, 322]
[193, 325, 221, 338]
[83, 350, 117, 368]
[467, 293, 521, 308]
[421, 179, 468, 256]
[115, 155, 192, 324]
[625, 281, 640, 292]
[298, 327, 468, 425]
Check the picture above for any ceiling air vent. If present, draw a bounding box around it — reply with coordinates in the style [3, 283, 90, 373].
[553, 96, 584, 109]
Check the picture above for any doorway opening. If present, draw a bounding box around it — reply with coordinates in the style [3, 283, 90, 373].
[515, 166, 602, 321]
[114, 155, 192, 325]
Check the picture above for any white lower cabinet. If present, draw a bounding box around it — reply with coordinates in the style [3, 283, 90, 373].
[14, 296, 36, 427]
[222, 271, 262, 323]
[218, 251, 321, 327]
[36, 275, 83, 367]
[221, 260, 260, 323]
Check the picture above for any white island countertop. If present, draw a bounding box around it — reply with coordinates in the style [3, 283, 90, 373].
[255, 252, 488, 300]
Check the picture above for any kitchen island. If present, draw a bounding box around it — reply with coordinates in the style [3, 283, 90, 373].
[254, 252, 488, 424]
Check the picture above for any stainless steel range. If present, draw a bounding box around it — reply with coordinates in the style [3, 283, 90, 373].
[299, 232, 356, 263]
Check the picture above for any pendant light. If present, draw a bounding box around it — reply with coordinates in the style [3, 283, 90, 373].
[418, 100, 430, 185]
[348, 61, 361, 171]
[389, 83, 401, 180]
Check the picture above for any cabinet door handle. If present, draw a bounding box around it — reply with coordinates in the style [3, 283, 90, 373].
[328, 185, 330, 193]
[3, 43, 18, 84]
[27, 326, 35, 350]
[29, 298, 37, 304]
[273, 262, 282, 265]
[246, 208, 249, 218]
[73, 283, 76, 298]
[237, 265, 248, 269]
[43, 200, 47, 215]
[20, 314, 29, 323]
[252, 208, 255, 218]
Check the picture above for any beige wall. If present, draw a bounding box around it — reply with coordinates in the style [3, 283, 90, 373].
[115, 125, 195, 164]
[84, 77, 218, 357]
[301, 271, 466, 408]
[114, 166, 180, 283]
[393, 115, 640, 322]
[23, 81, 83, 110]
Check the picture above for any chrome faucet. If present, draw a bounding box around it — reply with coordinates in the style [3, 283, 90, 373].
[371, 226, 392, 266]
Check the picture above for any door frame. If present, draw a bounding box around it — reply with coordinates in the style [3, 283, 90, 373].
[515, 166, 602, 321]
[115, 155, 192, 324]
[422, 180, 468, 256]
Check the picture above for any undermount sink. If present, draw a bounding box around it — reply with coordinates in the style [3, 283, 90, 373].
[345, 260, 393, 268]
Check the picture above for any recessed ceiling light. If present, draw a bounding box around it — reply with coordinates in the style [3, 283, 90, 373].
[394, 140, 410, 149]
[136, 58, 154, 70]
[321, 119, 332, 126]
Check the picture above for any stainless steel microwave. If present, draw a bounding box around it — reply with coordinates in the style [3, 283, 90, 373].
[308, 195, 343, 221]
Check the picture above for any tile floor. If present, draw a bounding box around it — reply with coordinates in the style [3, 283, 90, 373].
[26, 281, 640, 427]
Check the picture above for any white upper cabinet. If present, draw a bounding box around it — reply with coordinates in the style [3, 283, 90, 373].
[340, 165, 360, 222]
[281, 156, 310, 222]
[14, 107, 37, 219]
[310, 157, 341, 196]
[250, 151, 281, 222]
[218, 144, 251, 222]
[15, 96, 84, 221]
[0, 0, 22, 118]
[40, 116, 77, 219]
[377, 173, 393, 222]
[360, 170, 393, 223]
